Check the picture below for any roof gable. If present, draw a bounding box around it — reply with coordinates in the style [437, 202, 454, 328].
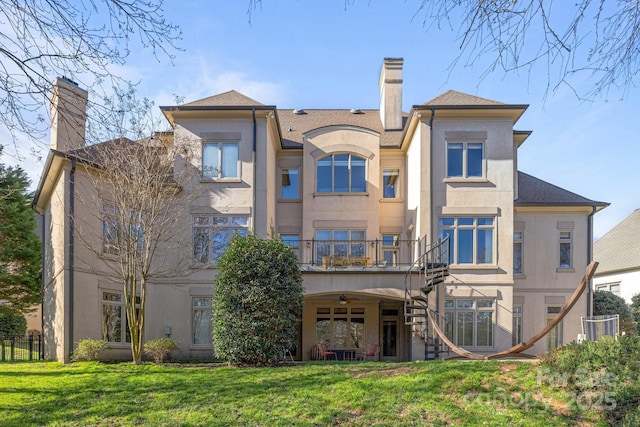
[183, 90, 264, 107]
[594, 209, 640, 273]
[424, 90, 504, 106]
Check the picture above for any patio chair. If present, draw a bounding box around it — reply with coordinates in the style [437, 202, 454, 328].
[317, 343, 338, 360]
[581, 314, 619, 341]
[358, 343, 379, 361]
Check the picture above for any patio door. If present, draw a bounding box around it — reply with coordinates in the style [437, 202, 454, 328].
[381, 308, 400, 360]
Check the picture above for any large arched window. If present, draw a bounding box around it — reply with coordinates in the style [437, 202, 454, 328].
[316, 154, 366, 193]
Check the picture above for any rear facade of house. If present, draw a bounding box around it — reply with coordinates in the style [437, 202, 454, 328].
[35, 58, 607, 362]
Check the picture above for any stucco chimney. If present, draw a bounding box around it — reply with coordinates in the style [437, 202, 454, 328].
[379, 58, 403, 130]
[50, 77, 88, 152]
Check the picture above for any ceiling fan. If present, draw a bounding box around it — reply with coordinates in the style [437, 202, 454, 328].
[339, 294, 360, 304]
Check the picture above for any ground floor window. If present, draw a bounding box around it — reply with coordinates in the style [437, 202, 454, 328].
[546, 306, 563, 349]
[316, 306, 364, 349]
[512, 304, 523, 346]
[192, 297, 212, 346]
[102, 291, 139, 344]
[444, 298, 494, 347]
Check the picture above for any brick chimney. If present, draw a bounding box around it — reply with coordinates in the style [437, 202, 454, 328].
[50, 77, 88, 152]
[379, 58, 403, 130]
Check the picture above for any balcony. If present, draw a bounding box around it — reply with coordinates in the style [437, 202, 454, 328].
[293, 239, 426, 271]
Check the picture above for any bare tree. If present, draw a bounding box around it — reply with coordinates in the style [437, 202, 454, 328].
[0, 0, 181, 157]
[70, 93, 199, 364]
[248, 0, 639, 99]
[413, 0, 640, 99]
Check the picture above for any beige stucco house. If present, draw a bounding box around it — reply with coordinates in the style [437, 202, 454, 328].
[34, 58, 607, 362]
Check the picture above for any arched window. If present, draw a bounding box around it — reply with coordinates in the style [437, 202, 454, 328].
[316, 154, 366, 193]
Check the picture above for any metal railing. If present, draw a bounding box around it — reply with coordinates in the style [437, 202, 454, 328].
[0, 335, 43, 362]
[295, 239, 424, 268]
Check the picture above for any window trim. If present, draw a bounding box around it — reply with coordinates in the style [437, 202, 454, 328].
[315, 306, 365, 350]
[202, 141, 240, 180]
[101, 291, 139, 346]
[558, 230, 573, 270]
[446, 141, 485, 179]
[513, 230, 524, 276]
[192, 296, 213, 347]
[192, 215, 250, 265]
[438, 216, 496, 266]
[279, 167, 300, 201]
[381, 168, 400, 199]
[444, 298, 495, 348]
[316, 153, 367, 194]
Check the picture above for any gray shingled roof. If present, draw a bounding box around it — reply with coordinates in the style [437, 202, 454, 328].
[424, 90, 504, 106]
[594, 209, 640, 273]
[516, 171, 607, 207]
[276, 109, 406, 148]
[183, 90, 264, 107]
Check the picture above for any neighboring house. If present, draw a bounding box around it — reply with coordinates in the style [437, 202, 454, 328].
[33, 58, 607, 363]
[593, 209, 640, 303]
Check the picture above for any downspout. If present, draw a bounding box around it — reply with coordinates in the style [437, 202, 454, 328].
[586, 205, 596, 316]
[39, 213, 45, 359]
[429, 109, 438, 318]
[251, 108, 257, 233]
[68, 157, 76, 362]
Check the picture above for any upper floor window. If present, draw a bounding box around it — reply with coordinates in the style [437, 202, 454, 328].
[447, 142, 484, 178]
[559, 231, 572, 269]
[439, 217, 495, 265]
[102, 204, 143, 256]
[193, 215, 250, 264]
[317, 154, 366, 193]
[381, 234, 399, 266]
[595, 282, 621, 297]
[281, 168, 299, 199]
[203, 142, 239, 179]
[513, 231, 523, 275]
[316, 229, 365, 264]
[382, 169, 399, 198]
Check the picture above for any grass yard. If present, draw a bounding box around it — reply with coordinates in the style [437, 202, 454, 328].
[0, 360, 605, 426]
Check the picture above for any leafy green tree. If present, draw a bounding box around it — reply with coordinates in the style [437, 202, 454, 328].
[0, 306, 27, 338]
[0, 154, 41, 312]
[212, 234, 303, 365]
[593, 290, 636, 335]
[631, 293, 640, 335]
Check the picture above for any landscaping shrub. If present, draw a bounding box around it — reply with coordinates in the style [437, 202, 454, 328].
[0, 306, 27, 339]
[540, 335, 640, 425]
[143, 338, 177, 363]
[212, 234, 303, 366]
[72, 338, 108, 361]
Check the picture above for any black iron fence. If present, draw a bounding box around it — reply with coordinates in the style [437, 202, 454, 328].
[0, 335, 43, 362]
[296, 239, 426, 268]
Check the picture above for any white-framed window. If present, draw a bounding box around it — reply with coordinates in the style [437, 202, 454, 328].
[512, 304, 523, 346]
[281, 234, 300, 261]
[193, 215, 250, 264]
[316, 153, 366, 193]
[192, 297, 212, 346]
[447, 142, 484, 178]
[102, 291, 139, 344]
[316, 306, 365, 349]
[315, 229, 365, 264]
[595, 282, 622, 297]
[382, 168, 399, 198]
[281, 168, 299, 199]
[381, 234, 399, 266]
[438, 217, 495, 265]
[546, 306, 563, 349]
[559, 231, 572, 269]
[444, 298, 495, 347]
[202, 142, 239, 179]
[102, 204, 143, 256]
[513, 230, 523, 275]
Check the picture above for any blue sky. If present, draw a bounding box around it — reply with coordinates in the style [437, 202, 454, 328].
[4, 1, 639, 239]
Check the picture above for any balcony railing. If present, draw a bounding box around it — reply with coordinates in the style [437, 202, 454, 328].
[293, 239, 426, 269]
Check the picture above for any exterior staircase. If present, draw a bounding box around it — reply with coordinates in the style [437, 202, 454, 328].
[404, 236, 450, 360]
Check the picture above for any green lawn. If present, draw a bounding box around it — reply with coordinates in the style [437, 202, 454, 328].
[0, 361, 604, 426]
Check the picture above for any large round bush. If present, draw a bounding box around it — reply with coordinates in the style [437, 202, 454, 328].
[212, 234, 303, 365]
